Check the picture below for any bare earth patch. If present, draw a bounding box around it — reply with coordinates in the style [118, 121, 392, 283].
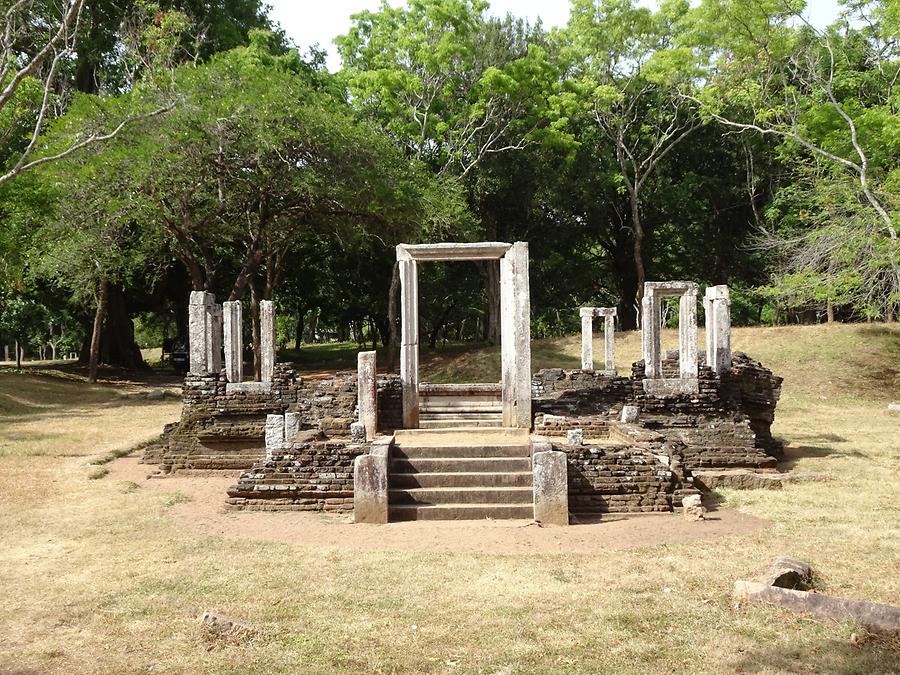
[110, 456, 766, 554]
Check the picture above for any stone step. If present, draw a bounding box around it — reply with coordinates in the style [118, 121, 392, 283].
[394, 427, 529, 446]
[390, 486, 533, 505]
[389, 503, 534, 521]
[419, 419, 504, 429]
[390, 471, 533, 489]
[420, 411, 502, 419]
[392, 445, 531, 459]
[391, 456, 532, 473]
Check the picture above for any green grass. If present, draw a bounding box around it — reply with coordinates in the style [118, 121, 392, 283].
[0, 323, 898, 672]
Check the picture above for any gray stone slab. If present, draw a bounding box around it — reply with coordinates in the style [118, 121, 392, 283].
[188, 291, 214, 375]
[225, 382, 272, 394]
[580, 310, 594, 370]
[533, 450, 568, 526]
[642, 378, 700, 396]
[284, 412, 301, 442]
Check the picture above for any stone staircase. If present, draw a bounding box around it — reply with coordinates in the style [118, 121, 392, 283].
[389, 428, 534, 521]
[418, 383, 503, 429]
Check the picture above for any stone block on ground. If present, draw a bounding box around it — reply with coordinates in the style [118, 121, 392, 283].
[763, 556, 813, 589]
[567, 428, 583, 446]
[353, 441, 389, 524]
[682, 494, 706, 521]
[733, 581, 900, 635]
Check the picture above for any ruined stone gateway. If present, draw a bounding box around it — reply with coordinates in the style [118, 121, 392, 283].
[144, 242, 782, 525]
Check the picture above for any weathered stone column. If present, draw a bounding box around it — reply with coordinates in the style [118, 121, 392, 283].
[398, 254, 419, 428]
[259, 299, 275, 383]
[188, 290, 213, 375]
[264, 413, 284, 460]
[208, 303, 223, 374]
[500, 241, 531, 428]
[705, 285, 732, 374]
[222, 300, 243, 383]
[357, 350, 377, 441]
[678, 288, 699, 379]
[532, 442, 569, 526]
[598, 307, 617, 373]
[579, 307, 595, 371]
[353, 438, 390, 524]
[641, 292, 660, 378]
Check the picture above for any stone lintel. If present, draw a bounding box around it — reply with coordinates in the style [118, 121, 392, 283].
[705, 284, 730, 300]
[596, 307, 617, 317]
[397, 242, 512, 262]
[579, 306, 596, 318]
[642, 378, 700, 396]
[225, 382, 272, 394]
[645, 281, 699, 299]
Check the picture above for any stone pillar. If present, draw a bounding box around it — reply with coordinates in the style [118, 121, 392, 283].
[188, 291, 214, 375]
[705, 285, 732, 374]
[265, 413, 284, 460]
[532, 448, 569, 526]
[259, 299, 275, 383]
[207, 303, 223, 374]
[500, 242, 531, 429]
[354, 439, 390, 524]
[678, 288, 698, 379]
[579, 307, 595, 371]
[284, 412, 301, 443]
[399, 255, 419, 428]
[641, 293, 660, 378]
[597, 307, 617, 373]
[357, 350, 377, 441]
[223, 300, 243, 383]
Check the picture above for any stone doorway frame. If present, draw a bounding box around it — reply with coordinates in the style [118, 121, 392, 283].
[396, 242, 531, 429]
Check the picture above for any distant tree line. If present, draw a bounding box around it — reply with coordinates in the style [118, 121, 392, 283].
[0, 0, 897, 378]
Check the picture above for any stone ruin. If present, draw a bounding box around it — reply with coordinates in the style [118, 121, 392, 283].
[144, 249, 782, 525]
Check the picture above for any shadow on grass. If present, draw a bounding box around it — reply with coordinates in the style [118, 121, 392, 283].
[778, 443, 871, 470]
[725, 634, 900, 673]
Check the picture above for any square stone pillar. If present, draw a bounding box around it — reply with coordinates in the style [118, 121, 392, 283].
[207, 303, 223, 374]
[259, 299, 275, 383]
[705, 285, 732, 374]
[222, 300, 243, 383]
[678, 289, 698, 379]
[357, 350, 378, 441]
[399, 256, 419, 428]
[532, 449, 569, 526]
[500, 242, 531, 428]
[265, 413, 284, 460]
[641, 294, 660, 378]
[188, 291, 214, 375]
[579, 307, 595, 371]
[597, 307, 617, 373]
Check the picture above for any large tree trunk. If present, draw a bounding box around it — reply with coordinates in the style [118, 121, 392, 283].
[15, 340, 21, 368]
[629, 189, 647, 310]
[79, 283, 145, 370]
[386, 261, 400, 372]
[88, 280, 109, 383]
[479, 260, 501, 345]
[826, 299, 835, 323]
[294, 308, 304, 350]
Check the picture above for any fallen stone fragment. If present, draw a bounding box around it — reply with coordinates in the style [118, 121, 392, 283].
[888, 402, 900, 413]
[682, 494, 706, 521]
[567, 428, 583, 447]
[693, 469, 826, 491]
[733, 581, 900, 635]
[763, 556, 813, 589]
[620, 405, 639, 423]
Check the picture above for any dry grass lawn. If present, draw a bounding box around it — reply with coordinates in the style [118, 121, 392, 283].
[1, 324, 899, 673]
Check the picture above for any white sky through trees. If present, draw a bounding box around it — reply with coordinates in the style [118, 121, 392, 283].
[267, 0, 842, 71]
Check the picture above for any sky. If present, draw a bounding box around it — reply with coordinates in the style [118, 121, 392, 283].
[266, 0, 843, 72]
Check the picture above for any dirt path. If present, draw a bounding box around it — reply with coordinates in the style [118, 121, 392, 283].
[110, 455, 767, 555]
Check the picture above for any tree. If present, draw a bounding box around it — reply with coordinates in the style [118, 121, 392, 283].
[692, 0, 900, 319]
[564, 0, 704, 326]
